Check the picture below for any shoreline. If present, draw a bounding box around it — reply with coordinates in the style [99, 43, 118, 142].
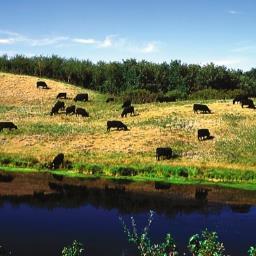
[1, 164, 256, 192]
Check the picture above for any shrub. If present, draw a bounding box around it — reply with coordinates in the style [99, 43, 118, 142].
[188, 229, 226, 256]
[62, 240, 85, 256]
[248, 245, 256, 256]
[111, 166, 138, 176]
[121, 88, 158, 104]
[165, 89, 188, 100]
[120, 211, 178, 256]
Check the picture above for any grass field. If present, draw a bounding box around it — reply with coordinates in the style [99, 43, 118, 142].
[0, 72, 256, 188]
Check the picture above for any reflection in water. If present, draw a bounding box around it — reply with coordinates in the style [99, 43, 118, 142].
[0, 174, 256, 256]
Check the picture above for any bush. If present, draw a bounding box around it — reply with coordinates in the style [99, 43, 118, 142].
[165, 89, 188, 100]
[62, 240, 85, 256]
[121, 88, 158, 104]
[188, 229, 226, 256]
[111, 166, 138, 176]
[248, 245, 256, 256]
[120, 211, 178, 256]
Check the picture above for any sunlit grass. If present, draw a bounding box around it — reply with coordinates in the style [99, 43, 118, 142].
[0, 72, 256, 188]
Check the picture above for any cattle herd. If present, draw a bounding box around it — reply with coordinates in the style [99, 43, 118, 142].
[0, 79, 255, 169]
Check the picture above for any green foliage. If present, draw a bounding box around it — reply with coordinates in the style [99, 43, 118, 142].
[121, 88, 158, 103]
[188, 229, 226, 256]
[0, 55, 254, 98]
[0, 154, 39, 168]
[111, 166, 138, 176]
[165, 89, 188, 100]
[120, 210, 178, 256]
[62, 240, 85, 256]
[248, 245, 256, 256]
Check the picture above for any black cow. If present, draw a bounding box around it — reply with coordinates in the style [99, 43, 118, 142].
[36, 81, 48, 89]
[50, 101, 65, 115]
[50, 153, 64, 170]
[76, 107, 89, 117]
[233, 95, 248, 104]
[74, 93, 88, 102]
[122, 99, 132, 108]
[121, 106, 135, 117]
[193, 104, 211, 114]
[0, 122, 18, 132]
[66, 105, 76, 115]
[156, 96, 176, 103]
[54, 101, 65, 110]
[106, 97, 114, 103]
[56, 92, 67, 99]
[107, 120, 128, 131]
[50, 105, 60, 116]
[198, 129, 210, 141]
[241, 98, 255, 109]
[156, 147, 172, 161]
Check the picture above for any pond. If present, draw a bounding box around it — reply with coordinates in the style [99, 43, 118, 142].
[0, 171, 256, 255]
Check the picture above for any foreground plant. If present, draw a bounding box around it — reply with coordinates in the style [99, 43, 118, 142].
[188, 229, 226, 256]
[248, 245, 256, 256]
[120, 210, 178, 256]
[61, 240, 85, 256]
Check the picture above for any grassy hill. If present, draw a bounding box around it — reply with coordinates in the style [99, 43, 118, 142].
[1, 72, 256, 188]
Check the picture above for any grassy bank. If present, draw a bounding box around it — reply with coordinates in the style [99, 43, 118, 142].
[1, 163, 256, 191]
[0, 72, 256, 191]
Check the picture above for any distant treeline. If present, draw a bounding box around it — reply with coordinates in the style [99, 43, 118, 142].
[1, 54, 256, 101]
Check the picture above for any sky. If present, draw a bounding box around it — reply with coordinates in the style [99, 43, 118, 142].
[1, 0, 256, 70]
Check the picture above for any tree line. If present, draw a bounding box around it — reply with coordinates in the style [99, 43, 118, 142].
[1, 54, 256, 100]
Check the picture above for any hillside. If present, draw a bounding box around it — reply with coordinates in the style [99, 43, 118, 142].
[0, 72, 256, 174]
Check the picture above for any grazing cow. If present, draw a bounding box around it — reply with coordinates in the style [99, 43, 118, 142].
[50, 101, 65, 115]
[54, 101, 65, 110]
[36, 81, 48, 89]
[56, 92, 67, 99]
[50, 105, 60, 116]
[0, 122, 17, 132]
[193, 104, 211, 114]
[106, 97, 114, 103]
[122, 99, 132, 108]
[76, 107, 89, 117]
[233, 95, 248, 104]
[241, 98, 255, 109]
[50, 153, 64, 170]
[107, 120, 128, 131]
[121, 106, 135, 117]
[156, 147, 172, 161]
[198, 129, 211, 141]
[156, 96, 176, 103]
[74, 93, 88, 102]
[66, 105, 76, 115]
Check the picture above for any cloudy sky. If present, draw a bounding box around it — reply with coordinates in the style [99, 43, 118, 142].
[1, 0, 256, 70]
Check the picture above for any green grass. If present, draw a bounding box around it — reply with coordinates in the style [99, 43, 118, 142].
[1, 72, 256, 191]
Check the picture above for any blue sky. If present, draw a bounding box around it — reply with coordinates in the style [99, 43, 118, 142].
[1, 0, 256, 70]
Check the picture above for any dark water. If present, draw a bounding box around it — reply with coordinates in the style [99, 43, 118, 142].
[0, 188, 256, 256]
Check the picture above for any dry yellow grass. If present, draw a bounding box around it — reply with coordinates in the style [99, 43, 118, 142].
[0, 72, 256, 171]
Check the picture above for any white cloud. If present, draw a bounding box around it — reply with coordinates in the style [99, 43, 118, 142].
[98, 35, 114, 48]
[228, 10, 240, 15]
[231, 45, 256, 53]
[72, 35, 115, 48]
[0, 29, 161, 56]
[29, 36, 69, 46]
[211, 58, 242, 66]
[0, 38, 14, 44]
[72, 38, 97, 44]
[141, 42, 158, 53]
